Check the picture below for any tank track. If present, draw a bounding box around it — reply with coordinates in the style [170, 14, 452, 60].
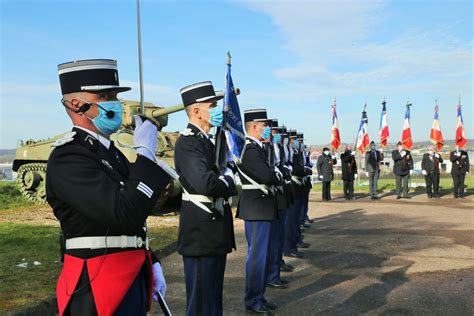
[16, 162, 47, 205]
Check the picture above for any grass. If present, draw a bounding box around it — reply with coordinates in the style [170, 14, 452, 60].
[312, 174, 474, 192]
[0, 181, 35, 211]
[0, 222, 178, 313]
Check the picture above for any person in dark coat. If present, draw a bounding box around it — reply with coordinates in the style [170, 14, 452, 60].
[265, 121, 291, 290]
[174, 81, 238, 316]
[392, 141, 414, 199]
[365, 141, 384, 200]
[421, 146, 443, 198]
[47, 59, 171, 316]
[340, 145, 358, 200]
[237, 109, 282, 315]
[450, 145, 470, 199]
[317, 147, 337, 201]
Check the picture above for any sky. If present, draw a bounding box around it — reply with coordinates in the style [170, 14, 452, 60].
[1, 0, 472, 149]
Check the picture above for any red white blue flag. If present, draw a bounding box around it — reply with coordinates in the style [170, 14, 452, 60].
[356, 109, 370, 153]
[331, 98, 341, 150]
[379, 99, 389, 146]
[430, 104, 444, 150]
[455, 101, 467, 148]
[401, 103, 413, 150]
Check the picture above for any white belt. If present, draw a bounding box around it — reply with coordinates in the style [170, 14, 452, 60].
[65, 235, 149, 250]
[182, 193, 213, 203]
[291, 176, 302, 185]
[241, 184, 270, 191]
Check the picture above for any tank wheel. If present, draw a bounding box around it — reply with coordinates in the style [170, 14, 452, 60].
[16, 163, 47, 204]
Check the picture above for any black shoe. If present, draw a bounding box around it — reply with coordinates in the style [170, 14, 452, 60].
[281, 261, 294, 270]
[263, 302, 278, 310]
[266, 281, 287, 289]
[297, 241, 310, 248]
[280, 265, 293, 272]
[427, 194, 432, 198]
[286, 251, 304, 258]
[373, 196, 380, 200]
[370, 196, 375, 200]
[396, 196, 402, 200]
[306, 219, 314, 223]
[303, 223, 310, 228]
[460, 195, 465, 199]
[280, 278, 289, 284]
[246, 305, 274, 315]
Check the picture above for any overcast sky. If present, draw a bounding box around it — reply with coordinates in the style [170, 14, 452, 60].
[1, 0, 472, 148]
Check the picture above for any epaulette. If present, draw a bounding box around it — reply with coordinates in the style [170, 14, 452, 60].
[51, 131, 76, 147]
[180, 128, 194, 137]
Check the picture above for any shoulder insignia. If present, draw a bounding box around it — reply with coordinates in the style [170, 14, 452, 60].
[101, 159, 113, 170]
[180, 128, 194, 137]
[51, 131, 76, 147]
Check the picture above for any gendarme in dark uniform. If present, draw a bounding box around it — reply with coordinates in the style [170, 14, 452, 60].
[174, 81, 237, 316]
[317, 147, 337, 201]
[450, 146, 470, 198]
[237, 109, 281, 315]
[47, 59, 171, 315]
[340, 146, 358, 200]
[392, 141, 414, 199]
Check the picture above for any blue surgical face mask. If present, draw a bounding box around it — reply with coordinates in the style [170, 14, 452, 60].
[292, 140, 300, 150]
[272, 133, 282, 144]
[91, 101, 123, 135]
[207, 106, 223, 127]
[260, 126, 271, 140]
[324, 150, 330, 155]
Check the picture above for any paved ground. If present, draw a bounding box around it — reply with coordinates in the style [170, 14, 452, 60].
[152, 191, 474, 315]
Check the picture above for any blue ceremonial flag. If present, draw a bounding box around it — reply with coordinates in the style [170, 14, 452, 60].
[224, 62, 245, 159]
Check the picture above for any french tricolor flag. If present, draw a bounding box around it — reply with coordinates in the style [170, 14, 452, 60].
[379, 99, 389, 147]
[402, 103, 413, 150]
[430, 104, 444, 150]
[331, 98, 341, 150]
[455, 101, 467, 148]
[356, 109, 370, 153]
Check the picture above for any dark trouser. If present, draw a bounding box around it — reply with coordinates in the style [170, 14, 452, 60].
[183, 255, 227, 316]
[277, 208, 287, 268]
[284, 198, 303, 254]
[66, 265, 147, 316]
[299, 190, 310, 225]
[452, 173, 466, 197]
[395, 174, 409, 197]
[368, 171, 379, 197]
[244, 221, 271, 310]
[322, 181, 331, 200]
[343, 180, 354, 198]
[266, 215, 282, 284]
[424, 172, 440, 196]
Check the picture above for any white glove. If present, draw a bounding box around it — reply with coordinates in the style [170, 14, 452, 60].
[380, 148, 384, 153]
[152, 262, 166, 301]
[134, 115, 158, 161]
[466, 171, 470, 175]
[274, 167, 283, 180]
[434, 153, 440, 158]
[422, 170, 427, 175]
[354, 173, 358, 179]
[332, 154, 336, 159]
[401, 151, 406, 157]
[409, 170, 414, 175]
[318, 175, 323, 180]
[366, 172, 369, 177]
[406, 154, 410, 158]
[456, 152, 461, 157]
[351, 151, 355, 156]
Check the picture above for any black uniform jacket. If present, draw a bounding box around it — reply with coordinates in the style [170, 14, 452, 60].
[303, 150, 313, 192]
[174, 123, 237, 257]
[317, 154, 337, 182]
[392, 150, 414, 176]
[46, 127, 171, 260]
[291, 149, 311, 199]
[450, 150, 470, 175]
[341, 151, 358, 180]
[237, 137, 281, 221]
[274, 143, 292, 210]
[365, 150, 384, 172]
[421, 153, 443, 174]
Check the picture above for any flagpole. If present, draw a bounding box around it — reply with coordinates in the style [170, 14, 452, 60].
[136, 0, 145, 114]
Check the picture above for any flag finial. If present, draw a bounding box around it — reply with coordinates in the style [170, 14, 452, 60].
[227, 51, 232, 66]
[406, 99, 412, 108]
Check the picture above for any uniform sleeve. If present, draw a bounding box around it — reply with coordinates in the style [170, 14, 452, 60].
[380, 152, 384, 161]
[241, 147, 280, 185]
[291, 153, 307, 177]
[48, 147, 171, 231]
[317, 156, 323, 175]
[450, 152, 457, 162]
[392, 150, 402, 162]
[438, 156, 444, 163]
[421, 155, 427, 170]
[364, 153, 369, 170]
[175, 138, 237, 197]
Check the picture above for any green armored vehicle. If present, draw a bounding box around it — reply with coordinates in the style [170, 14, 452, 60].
[12, 100, 184, 210]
